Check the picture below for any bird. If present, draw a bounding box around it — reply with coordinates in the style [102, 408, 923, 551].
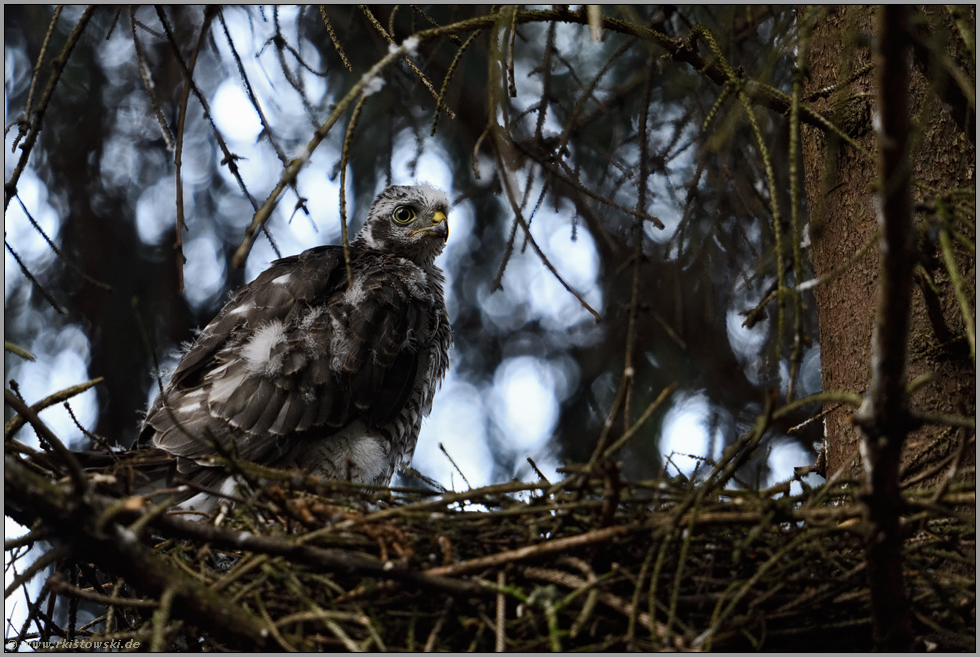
[134, 183, 452, 513]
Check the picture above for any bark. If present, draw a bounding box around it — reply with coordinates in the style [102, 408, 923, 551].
[799, 5, 975, 482]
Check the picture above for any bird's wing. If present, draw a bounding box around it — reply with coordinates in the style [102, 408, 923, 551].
[143, 248, 427, 475]
[168, 246, 339, 389]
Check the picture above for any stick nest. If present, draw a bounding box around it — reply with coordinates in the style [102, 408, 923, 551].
[4, 448, 975, 652]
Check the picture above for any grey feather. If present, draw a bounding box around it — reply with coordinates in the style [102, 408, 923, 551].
[140, 184, 453, 510]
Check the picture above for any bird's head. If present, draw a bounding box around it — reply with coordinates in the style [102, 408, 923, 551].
[354, 184, 450, 265]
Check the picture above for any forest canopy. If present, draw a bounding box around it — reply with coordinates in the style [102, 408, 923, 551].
[4, 5, 831, 489]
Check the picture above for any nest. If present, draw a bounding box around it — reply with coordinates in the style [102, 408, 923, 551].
[4, 439, 975, 652]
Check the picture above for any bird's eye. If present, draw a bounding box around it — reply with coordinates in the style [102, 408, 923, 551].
[392, 206, 416, 224]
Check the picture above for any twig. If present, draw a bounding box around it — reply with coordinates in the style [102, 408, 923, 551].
[359, 5, 455, 118]
[556, 36, 637, 156]
[4, 238, 67, 314]
[599, 383, 678, 463]
[149, 587, 175, 652]
[430, 31, 479, 136]
[47, 572, 157, 609]
[130, 8, 175, 150]
[622, 55, 657, 428]
[12, 196, 112, 291]
[426, 524, 640, 577]
[410, 5, 462, 44]
[4, 389, 87, 495]
[270, 7, 320, 129]
[154, 6, 280, 262]
[533, 20, 556, 141]
[525, 457, 550, 485]
[62, 401, 115, 458]
[495, 571, 506, 651]
[505, 5, 518, 98]
[439, 442, 471, 489]
[232, 36, 422, 268]
[909, 8, 975, 145]
[4, 525, 52, 551]
[218, 9, 287, 166]
[524, 566, 668, 639]
[424, 597, 453, 652]
[796, 230, 878, 292]
[4, 545, 71, 599]
[5, 5, 96, 211]
[937, 220, 975, 361]
[339, 94, 368, 287]
[319, 6, 352, 71]
[156, 7, 213, 294]
[491, 143, 602, 322]
[149, 509, 489, 597]
[5, 378, 104, 442]
[253, 593, 298, 652]
[913, 410, 976, 429]
[786, 13, 814, 401]
[8, 6, 64, 151]
[5, 456, 272, 649]
[4, 341, 36, 361]
[553, 157, 665, 228]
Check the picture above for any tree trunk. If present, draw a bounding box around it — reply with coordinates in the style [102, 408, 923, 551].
[799, 5, 975, 482]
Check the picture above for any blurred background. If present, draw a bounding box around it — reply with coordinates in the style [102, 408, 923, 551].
[4, 5, 824, 498]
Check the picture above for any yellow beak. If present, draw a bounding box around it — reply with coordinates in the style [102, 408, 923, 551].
[411, 210, 449, 241]
[433, 211, 448, 240]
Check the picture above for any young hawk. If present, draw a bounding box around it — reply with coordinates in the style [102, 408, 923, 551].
[141, 184, 452, 511]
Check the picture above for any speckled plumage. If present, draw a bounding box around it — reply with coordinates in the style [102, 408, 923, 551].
[141, 185, 452, 511]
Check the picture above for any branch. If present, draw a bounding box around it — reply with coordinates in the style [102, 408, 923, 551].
[154, 6, 280, 263]
[150, 511, 489, 598]
[852, 6, 916, 651]
[231, 37, 422, 268]
[4, 377, 103, 441]
[166, 6, 216, 294]
[232, 7, 847, 269]
[4, 456, 272, 650]
[4, 389, 87, 495]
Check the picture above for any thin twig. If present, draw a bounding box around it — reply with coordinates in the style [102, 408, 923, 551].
[4, 389, 87, 495]
[359, 5, 456, 118]
[130, 8, 175, 150]
[162, 6, 215, 294]
[5, 5, 96, 211]
[4, 239, 67, 314]
[4, 378, 103, 446]
[232, 37, 422, 268]
[217, 9, 287, 167]
[491, 132, 602, 322]
[430, 31, 479, 136]
[622, 54, 657, 428]
[9, 5, 64, 151]
[495, 571, 506, 651]
[339, 95, 368, 287]
[4, 545, 71, 600]
[154, 6, 281, 261]
[937, 218, 975, 361]
[12, 196, 113, 291]
[47, 573, 158, 609]
[438, 443, 472, 490]
[319, 6, 352, 71]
